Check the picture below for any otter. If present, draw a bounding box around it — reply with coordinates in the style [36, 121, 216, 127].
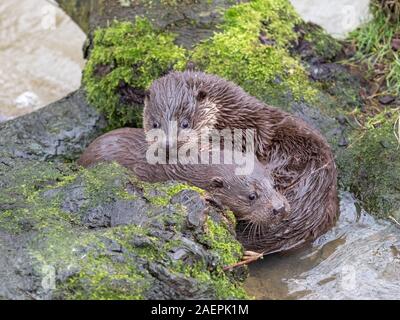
[78, 128, 290, 227]
[143, 71, 339, 254]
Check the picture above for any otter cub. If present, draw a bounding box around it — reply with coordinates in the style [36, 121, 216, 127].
[143, 71, 339, 254]
[78, 128, 290, 227]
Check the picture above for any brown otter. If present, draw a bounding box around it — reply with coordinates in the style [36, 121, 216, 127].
[143, 71, 339, 254]
[78, 128, 290, 227]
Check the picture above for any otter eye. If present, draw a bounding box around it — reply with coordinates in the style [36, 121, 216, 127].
[248, 192, 258, 201]
[152, 121, 160, 129]
[181, 119, 190, 129]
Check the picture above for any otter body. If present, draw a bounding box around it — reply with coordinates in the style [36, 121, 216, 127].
[78, 128, 290, 226]
[144, 71, 339, 254]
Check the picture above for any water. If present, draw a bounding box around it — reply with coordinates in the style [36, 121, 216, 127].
[0, 0, 85, 121]
[290, 0, 371, 39]
[244, 192, 400, 300]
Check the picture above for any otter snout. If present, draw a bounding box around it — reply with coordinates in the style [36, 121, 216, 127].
[271, 197, 290, 218]
[272, 204, 286, 216]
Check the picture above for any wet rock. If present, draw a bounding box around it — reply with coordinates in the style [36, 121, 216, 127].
[172, 190, 206, 228]
[309, 63, 334, 81]
[338, 134, 349, 147]
[83, 205, 112, 229]
[56, 0, 247, 49]
[379, 95, 396, 105]
[392, 38, 400, 51]
[0, 161, 247, 300]
[336, 114, 347, 126]
[0, 89, 106, 161]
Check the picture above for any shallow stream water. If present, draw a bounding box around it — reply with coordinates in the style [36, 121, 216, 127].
[0, 0, 85, 121]
[245, 192, 400, 299]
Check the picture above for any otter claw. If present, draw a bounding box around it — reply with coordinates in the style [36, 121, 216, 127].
[223, 251, 264, 271]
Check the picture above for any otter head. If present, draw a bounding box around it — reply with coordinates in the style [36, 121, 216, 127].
[208, 164, 290, 232]
[143, 72, 215, 152]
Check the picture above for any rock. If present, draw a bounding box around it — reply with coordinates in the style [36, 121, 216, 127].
[379, 95, 396, 105]
[56, 0, 244, 48]
[392, 38, 400, 51]
[338, 134, 349, 147]
[336, 114, 347, 126]
[0, 81, 247, 299]
[0, 89, 106, 161]
[0, 162, 248, 300]
[339, 112, 400, 220]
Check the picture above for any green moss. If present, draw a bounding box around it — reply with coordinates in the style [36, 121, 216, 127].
[0, 159, 248, 299]
[338, 110, 400, 219]
[191, 0, 317, 106]
[138, 179, 205, 207]
[83, 18, 187, 128]
[170, 215, 248, 299]
[0, 161, 77, 234]
[81, 162, 137, 208]
[203, 218, 243, 266]
[302, 23, 342, 61]
[83, 0, 320, 126]
[224, 209, 236, 228]
[58, 225, 161, 300]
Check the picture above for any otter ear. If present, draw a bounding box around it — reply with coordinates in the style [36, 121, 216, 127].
[210, 177, 224, 189]
[196, 90, 207, 102]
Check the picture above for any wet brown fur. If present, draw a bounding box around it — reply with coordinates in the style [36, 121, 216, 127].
[78, 128, 290, 226]
[144, 71, 339, 254]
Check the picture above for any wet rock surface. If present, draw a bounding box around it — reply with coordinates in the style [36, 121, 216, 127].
[56, 0, 248, 49]
[0, 84, 246, 299]
[0, 89, 106, 161]
[0, 160, 247, 300]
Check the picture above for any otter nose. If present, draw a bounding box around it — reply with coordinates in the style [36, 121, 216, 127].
[272, 205, 286, 216]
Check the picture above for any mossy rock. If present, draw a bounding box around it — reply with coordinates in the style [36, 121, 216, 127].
[81, 0, 400, 222]
[83, 0, 320, 128]
[338, 111, 400, 220]
[83, 18, 187, 128]
[0, 160, 248, 300]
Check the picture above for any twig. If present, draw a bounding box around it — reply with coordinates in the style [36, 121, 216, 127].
[389, 215, 400, 228]
[223, 251, 264, 271]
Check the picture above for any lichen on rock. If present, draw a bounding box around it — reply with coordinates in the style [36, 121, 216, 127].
[0, 160, 248, 300]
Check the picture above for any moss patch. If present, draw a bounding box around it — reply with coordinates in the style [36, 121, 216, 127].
[338, 110, 400, 220]
[0, 160, 248, 299]
[83, 18, 187, 128]
[192, 0, 317, 106]
[84, 0, 321, 126]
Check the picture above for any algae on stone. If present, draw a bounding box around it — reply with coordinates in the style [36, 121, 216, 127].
[338, 111, 400, 220]
[192, 0, 317, 107]
[0, 161, 248, 300]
